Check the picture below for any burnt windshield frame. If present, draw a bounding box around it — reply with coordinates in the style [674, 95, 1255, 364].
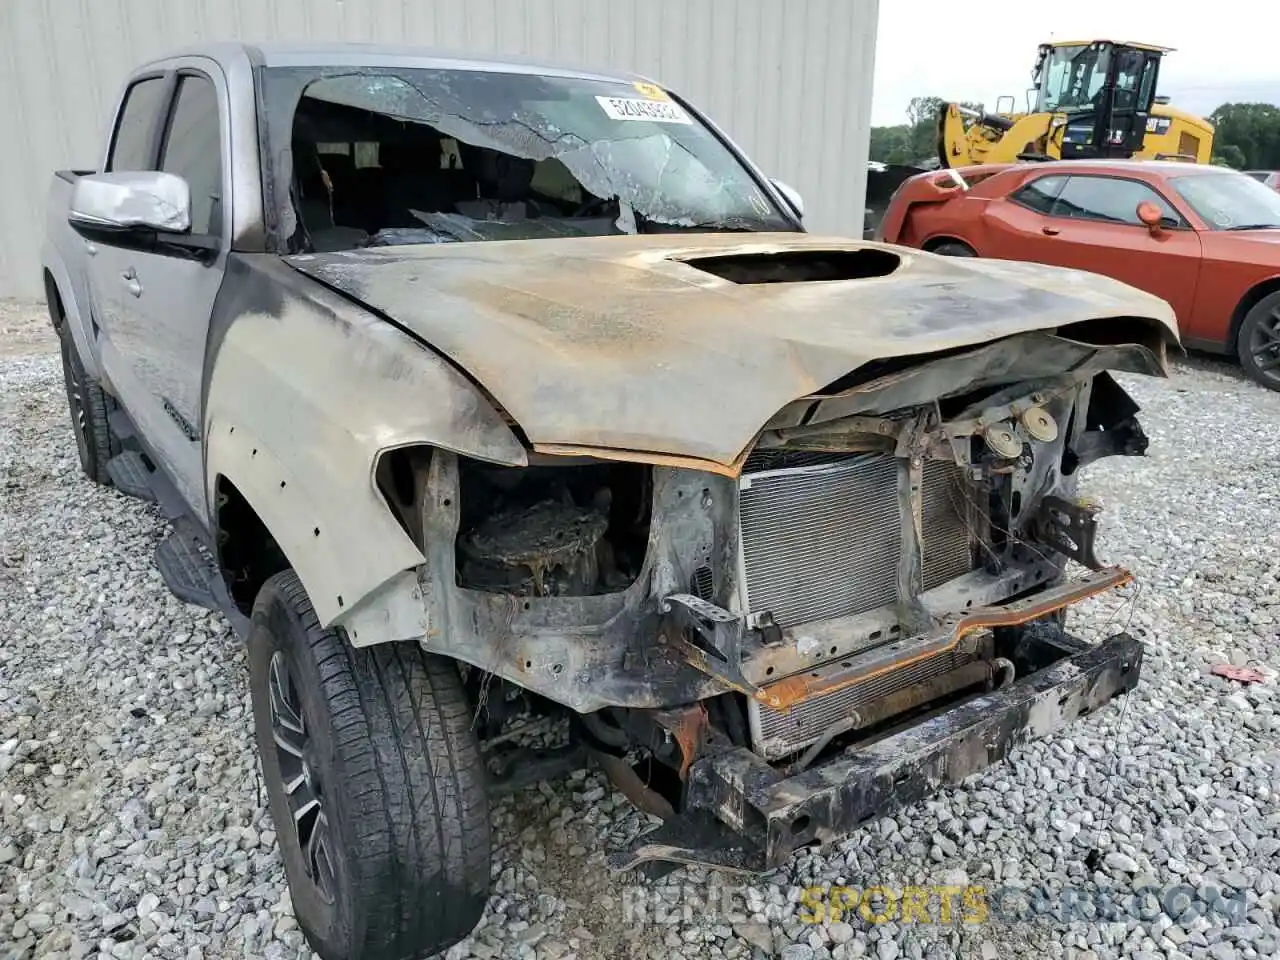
[256, 64, 802, 252]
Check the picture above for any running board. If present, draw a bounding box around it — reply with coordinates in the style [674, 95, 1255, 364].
[107, 408, 135, 442]
[105, 451, 155, 501]
[157, 524, 219, 609]
[156, 518, 250, 637]
[107, 406, 249, 637]
[105, 448, 188, 521]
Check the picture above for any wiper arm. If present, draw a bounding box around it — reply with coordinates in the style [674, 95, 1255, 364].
[1225, 223, 1280, 231]
[633, 210, 768, 234]
[674, 214, 773, 232]
[680, 222, 762, 233]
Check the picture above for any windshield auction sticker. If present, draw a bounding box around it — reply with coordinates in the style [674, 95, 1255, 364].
[632, 81, 670, 100]
[596, 95, 692, 124]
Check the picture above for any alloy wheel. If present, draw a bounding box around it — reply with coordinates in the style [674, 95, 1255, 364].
[267, 651, 337, 904]
[61, 338, 90, 457]
[1247, 303, 1280, 385]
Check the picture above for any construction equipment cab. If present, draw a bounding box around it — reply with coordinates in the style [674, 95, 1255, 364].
[938, 40, 1215, 168]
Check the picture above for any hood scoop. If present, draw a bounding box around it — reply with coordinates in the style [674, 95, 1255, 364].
[674, 247, 901, 284]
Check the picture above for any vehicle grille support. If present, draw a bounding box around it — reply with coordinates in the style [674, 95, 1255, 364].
[736, 450, 989, 759]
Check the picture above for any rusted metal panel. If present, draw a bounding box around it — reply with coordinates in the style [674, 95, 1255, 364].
[656, 564, 1131, 713]
[760, 566, 1132, 708]
[611, 630, 1144, 872]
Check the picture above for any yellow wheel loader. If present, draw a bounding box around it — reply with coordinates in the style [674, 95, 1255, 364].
[937, 40, 1215, 168]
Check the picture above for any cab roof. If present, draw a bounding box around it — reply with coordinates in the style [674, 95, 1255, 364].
[138, 40, 646, 85]
[1041, 40, 1175, 53]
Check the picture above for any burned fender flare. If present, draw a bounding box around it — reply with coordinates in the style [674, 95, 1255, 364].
[203, 257, 527, 634]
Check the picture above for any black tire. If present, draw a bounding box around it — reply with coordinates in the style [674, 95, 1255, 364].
[249, 571, 491, 960]
[931, 241, 977, 257]
[1236, 290, 1280, 392]
[57, 325, 118, 484]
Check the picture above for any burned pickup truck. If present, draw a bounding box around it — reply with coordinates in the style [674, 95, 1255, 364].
[43, 42, 1173, 960]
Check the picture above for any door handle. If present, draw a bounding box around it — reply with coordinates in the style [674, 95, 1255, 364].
[1041, 225, 1061, 236]
[121, 268, 142, 297]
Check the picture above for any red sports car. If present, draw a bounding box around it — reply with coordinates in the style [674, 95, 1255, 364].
[878, 161, 1280, 389]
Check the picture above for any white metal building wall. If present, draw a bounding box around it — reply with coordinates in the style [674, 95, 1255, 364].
[0, 0, 878, 298]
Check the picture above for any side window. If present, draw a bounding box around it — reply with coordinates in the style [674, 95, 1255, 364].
[1011, 175, 1067, 213]
[159, 75, 223, 236]
[107, 77, 168, 172]
[1053, 176, 1182, 227]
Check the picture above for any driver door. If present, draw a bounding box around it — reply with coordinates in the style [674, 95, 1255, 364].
[86, 64, 229, 519]
[983, 173, 1202, 324]
[1034, 174, 1202, 322]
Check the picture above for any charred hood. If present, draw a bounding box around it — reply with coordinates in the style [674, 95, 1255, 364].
[285, 233, 1178, 468]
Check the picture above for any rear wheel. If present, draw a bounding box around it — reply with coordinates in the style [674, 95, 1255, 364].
[1237, 290, 1280, 391]
[930, 241, 977, 257]
[57, 325, 118, 484]
[249, 571, 491, 960]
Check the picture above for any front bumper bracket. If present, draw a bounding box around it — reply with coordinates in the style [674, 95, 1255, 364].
[609, 630, 1143, 873]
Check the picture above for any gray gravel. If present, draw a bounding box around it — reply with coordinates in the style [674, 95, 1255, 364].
[2, 298, 1278, 960]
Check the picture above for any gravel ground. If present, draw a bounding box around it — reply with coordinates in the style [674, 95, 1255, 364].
[2, 297, 1278, 960]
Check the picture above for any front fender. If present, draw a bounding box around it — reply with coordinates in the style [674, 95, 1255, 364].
[204, 255, 527, 629]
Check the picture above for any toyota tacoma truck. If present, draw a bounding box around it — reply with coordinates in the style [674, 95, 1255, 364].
[43, 42, 1174, 960]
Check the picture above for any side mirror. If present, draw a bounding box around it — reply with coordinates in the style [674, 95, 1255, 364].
[1135, 200, 1164, 233]
[69, 171, 192, 237]
[770, 178, 804, 220]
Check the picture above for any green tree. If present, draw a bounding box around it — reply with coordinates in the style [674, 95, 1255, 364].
[1211, 142, 1246, 169]
[870, 97, 984, 166]
[1209, 103, 1280, 169]
[869, 123, 915, 164]
[906, 96, 946, 130]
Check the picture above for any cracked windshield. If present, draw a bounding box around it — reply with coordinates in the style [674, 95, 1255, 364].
[269, 68, 795, 250]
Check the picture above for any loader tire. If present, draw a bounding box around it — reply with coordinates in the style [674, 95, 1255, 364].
[249, 571, 491, 960]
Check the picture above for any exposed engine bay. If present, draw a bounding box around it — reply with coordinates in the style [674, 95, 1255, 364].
[428, 349, 1147, 785]
[455, 460, 651, 597]
[307, 227, 1173, 872]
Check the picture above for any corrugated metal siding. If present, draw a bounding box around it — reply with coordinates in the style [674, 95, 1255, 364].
[0, 0, 876, 298]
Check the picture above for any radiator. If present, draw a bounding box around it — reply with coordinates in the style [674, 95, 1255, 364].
[739, 453, 901, 629]
[738, 452, 987, 759]
[922, 460, 986, 589]
[738, 454, 979, 628]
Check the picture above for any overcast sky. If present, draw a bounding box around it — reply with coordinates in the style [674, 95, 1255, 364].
[871, 0, 1280, 126]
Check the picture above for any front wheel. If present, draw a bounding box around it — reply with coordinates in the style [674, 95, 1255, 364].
[1237, 290, 1280, 391]
[249, 571, 491, 960]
